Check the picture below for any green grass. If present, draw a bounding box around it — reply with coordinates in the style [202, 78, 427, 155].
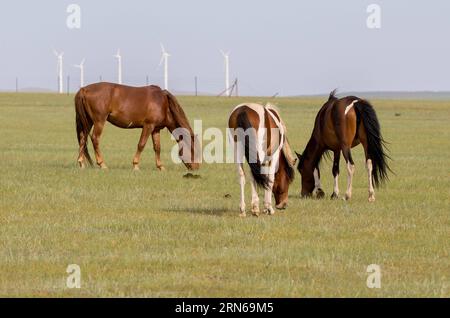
[0, 93, 448, 297]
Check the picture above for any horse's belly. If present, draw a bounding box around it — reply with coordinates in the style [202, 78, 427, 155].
[107, 113, 143, 129]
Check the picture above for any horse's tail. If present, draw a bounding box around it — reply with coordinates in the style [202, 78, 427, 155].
[163, 90, 193, 134]
[75, 88, 93, 166]
[355, 99, 391, 187]
[236, 111, 270, 189]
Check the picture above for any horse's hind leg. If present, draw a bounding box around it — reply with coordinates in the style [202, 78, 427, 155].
[249, 173, 260, 216]
[263, 173, 275, 215]
[132, 124, 152, 170]
[91, 121, 107, 169]
[237, 163, 246, 217]
[77, 121, 92, 168]
[342, 147, 355, 201]
[360, 136, 375, 202]
[331, 150, 341, 199]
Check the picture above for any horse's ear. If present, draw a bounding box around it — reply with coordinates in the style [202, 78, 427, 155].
[295, 151, 302, 160]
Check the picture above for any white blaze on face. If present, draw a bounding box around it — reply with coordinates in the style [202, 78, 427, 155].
[345, 100, 359, 116]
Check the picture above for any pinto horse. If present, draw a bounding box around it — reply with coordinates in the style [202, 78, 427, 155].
[75, 82, 200, 170]
[228, 103, 296, 217]
[295, 90, 391, 202]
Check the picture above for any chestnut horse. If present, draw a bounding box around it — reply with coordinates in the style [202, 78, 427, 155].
[295, 90, 391, 202]
[228, 103, 295, 217]
[75, 82, 200, 170]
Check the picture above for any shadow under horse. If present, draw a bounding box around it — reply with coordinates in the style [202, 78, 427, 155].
[74, 82, 200, 171]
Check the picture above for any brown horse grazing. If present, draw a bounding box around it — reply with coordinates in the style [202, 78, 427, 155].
[295, 90, 391, 202]
[228, 103, 296, 217]
[75, 82, 200, 171]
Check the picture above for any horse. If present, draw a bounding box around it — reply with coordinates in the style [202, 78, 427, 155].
[295, 90, 391, 202]
[74, 82, 200, 171]
[228, 103, 296, 217]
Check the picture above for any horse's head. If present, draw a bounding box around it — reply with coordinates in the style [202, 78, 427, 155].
[273, 151, 295, 209]
[295, 151, 315, 197]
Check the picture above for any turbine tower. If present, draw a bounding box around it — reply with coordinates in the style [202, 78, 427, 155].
[114, 49, 122, 84]
[159, 44, 170, 90]
[53, 50, 64, 94]
[220, 50, 230, 97]
[74, 59, 85, 88]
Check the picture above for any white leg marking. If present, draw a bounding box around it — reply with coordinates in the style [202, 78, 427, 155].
[344, 100, 358, 115]
[237, 163, 246, 216]
[333, 174, 339, 197]
[366, 159, 375, 202]
[313, 168, 322, 194]
[249, 173, 260, 215]
[263, 173, 275, 215]
[344, 162, 355, 200]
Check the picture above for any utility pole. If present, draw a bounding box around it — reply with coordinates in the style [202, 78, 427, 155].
[15, 77, 18, 93]
[146, 75, 149, 86]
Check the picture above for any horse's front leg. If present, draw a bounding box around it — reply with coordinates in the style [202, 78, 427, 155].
[132, 125, 152, 170]
[151, 130, 165, 171]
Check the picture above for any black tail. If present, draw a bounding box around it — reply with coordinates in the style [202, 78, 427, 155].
[355, 100, 392, 187]
[75, 89, 93, 166]
[236, 111, 269, 189]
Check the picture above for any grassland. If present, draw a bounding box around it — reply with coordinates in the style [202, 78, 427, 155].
[0, 93, 448, 297]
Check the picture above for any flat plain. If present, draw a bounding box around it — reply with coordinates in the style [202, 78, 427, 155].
[0, 93, 448, 297]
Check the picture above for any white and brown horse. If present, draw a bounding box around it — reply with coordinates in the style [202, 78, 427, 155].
[228, 103, 295, 217]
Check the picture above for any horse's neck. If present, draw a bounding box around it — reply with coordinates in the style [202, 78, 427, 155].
[304, 137, 323, 168]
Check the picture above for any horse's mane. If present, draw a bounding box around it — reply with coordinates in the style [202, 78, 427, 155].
[265, 103, 296, 183]
[164, 90, 193, 133]
[265, 103, 296, 165]
[328, 89, 338, 101]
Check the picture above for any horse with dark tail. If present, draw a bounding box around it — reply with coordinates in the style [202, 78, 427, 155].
[295, 90, 391, 202]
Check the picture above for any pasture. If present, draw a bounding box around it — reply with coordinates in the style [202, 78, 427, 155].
[0, 93, 448, 297]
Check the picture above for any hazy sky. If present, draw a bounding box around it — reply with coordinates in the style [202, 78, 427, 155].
[0, 0, 449, 95]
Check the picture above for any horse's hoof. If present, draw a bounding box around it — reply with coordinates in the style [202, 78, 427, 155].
[133, 166, 140, 171]
[78, 162, 85, 169]
[331, 192, 339, 200]
[251, 204, 260, 216]
[344, 194, 351, 201]
[264, 207, 275, 215]
[316, 188, 325, 199]
[100, 164, 108, 170]
[239, 212, 246, 218]
[158, 166, 166, 171]
[368, 196, 375, 203]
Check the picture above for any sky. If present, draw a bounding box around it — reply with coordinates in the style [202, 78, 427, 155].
[0, 0, 449, 96]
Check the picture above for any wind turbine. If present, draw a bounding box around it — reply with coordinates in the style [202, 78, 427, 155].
[114, 49, 122, 84]
[220, 50, 230, 97]
[74, 59, 85, 88]
[53, 49, 64, 94]
[159, 44, 170, 90]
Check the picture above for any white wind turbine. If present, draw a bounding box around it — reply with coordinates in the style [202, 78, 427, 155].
[53, 49, 64, 94]
[114, 49, 122, 84]
[220, 50, 230, 96]
[74, 59, 85, 88]
[159, 44, 170, 90]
